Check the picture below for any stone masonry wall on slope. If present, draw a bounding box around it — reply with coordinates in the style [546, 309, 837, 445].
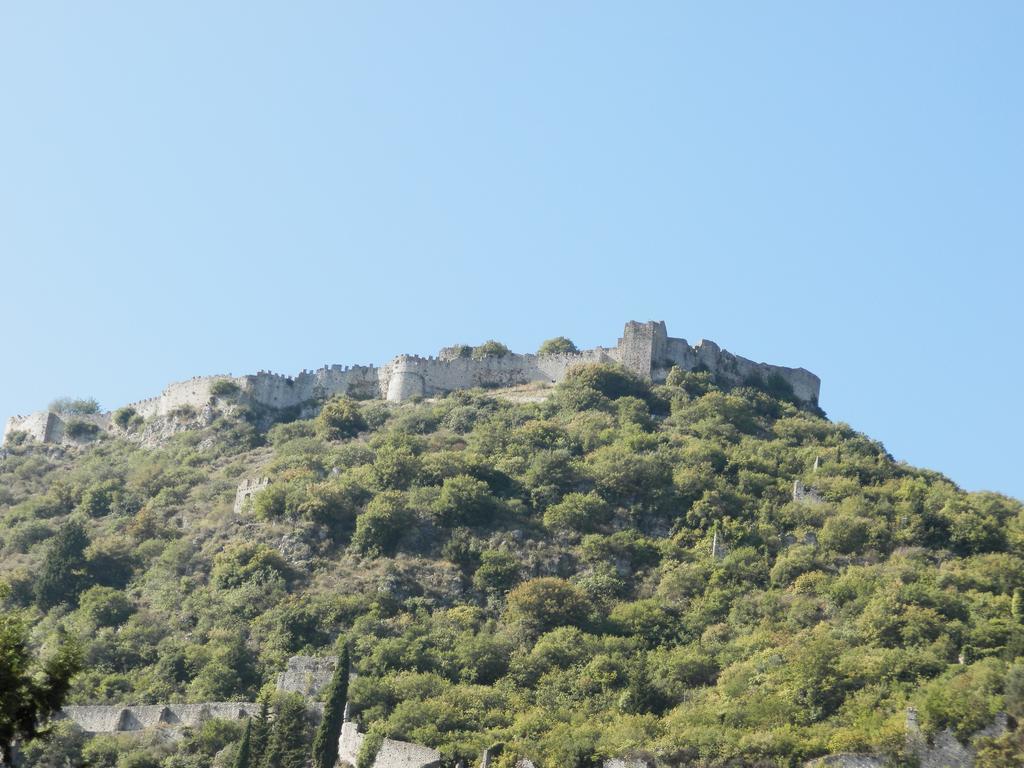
[58, 703, 261, 733]
[275, 654, 337, 698]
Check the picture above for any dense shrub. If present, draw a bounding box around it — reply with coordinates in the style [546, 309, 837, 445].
[112, 406, 140, 429]
[210, 379, 241, 397]
[433, 475, 498, 527]
[819, 514, 872, 554]
[543, 492, 609, 534]
[65, 419, 100, 440]
[504, 578, 590, 637]
[471, 341, 511, 360]
[49, 397, 101, 414]
[77, 585, 134, 627]
[537, 337, 578, 356]
[211, 543, 290, 590]
[472, 550, 521, 594]
[316, 396, 368, 441]
[351, 492, 414, 556]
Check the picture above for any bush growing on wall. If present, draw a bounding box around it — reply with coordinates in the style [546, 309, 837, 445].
[471, 341, 511, 360]
[49, 397, 100, 415]
[169, 404, 198, 420]
[537, 337, 578, 356]
[112, 406, 141, 430]
[211, 379, 241, 398]
[64, 419, 100, 440]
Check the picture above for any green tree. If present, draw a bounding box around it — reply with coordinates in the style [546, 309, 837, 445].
[250, 698, 270, 758]
[261, 693, 309, 768]
[34, 519, 90, 609]
[14, 719, 85, 768]
[233, 718, 252, 768]
[0, 604, 82, 766]
[537, 337, 578, 356]
[312, 645, 350, 768]
[1012, 588, 1023, 623]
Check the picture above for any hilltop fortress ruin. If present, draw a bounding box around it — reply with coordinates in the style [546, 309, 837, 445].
[4, 321, 821, 445]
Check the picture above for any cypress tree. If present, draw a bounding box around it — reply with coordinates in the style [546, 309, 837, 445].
[1013, 588, 1024, 623]
[233, 718, 252, 768]
[312, 645, 350, 768]
[250, 697, 270, 759]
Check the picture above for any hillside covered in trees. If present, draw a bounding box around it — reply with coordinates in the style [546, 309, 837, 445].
[2, 362, 1023, 767]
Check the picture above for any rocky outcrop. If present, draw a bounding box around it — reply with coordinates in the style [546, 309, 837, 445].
[804, 709, 1012, 768]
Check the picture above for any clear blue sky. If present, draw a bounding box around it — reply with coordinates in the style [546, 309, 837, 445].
[1, 3, 1021, 499]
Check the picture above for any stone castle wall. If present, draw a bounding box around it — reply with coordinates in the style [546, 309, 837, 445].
[124, 376, 227, 420]
[58, 703, 261, 733]
[5, 321, 822, 446]
[3, 411, 59, 442]
[55, 655, 336, 735]
[3, 411, 111, 445]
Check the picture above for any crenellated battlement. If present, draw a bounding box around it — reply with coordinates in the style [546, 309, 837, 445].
[4, 321, 821, 446]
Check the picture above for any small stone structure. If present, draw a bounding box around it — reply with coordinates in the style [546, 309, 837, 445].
[275, 654, 337, 698]
[338, 721, 442, 768]
[793, 480, 824, 504]
[5, 321, 821, 446]
[234, 476, 271, 514]
[711, 529, 727, 560]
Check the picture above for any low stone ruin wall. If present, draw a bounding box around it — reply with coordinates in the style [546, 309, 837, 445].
[58, 703, 261, 733]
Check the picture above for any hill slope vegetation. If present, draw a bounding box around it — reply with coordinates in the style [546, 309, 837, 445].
[2, 364, 1023, 767]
